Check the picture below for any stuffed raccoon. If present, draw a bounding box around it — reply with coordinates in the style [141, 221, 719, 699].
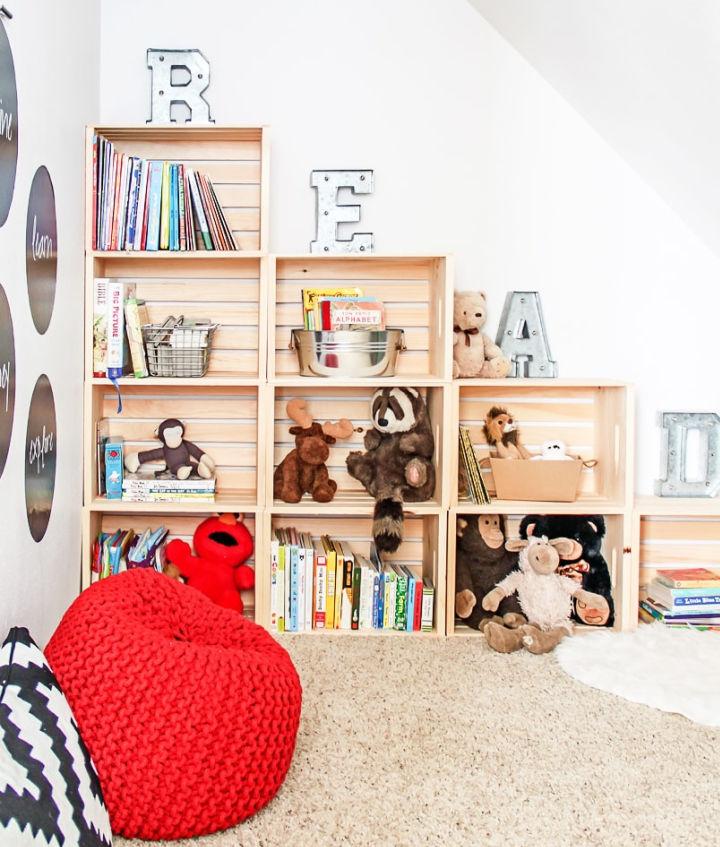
[346, 387, 435, 552]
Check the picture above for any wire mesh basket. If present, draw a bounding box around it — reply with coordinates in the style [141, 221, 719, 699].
[142, 318, 218, 378]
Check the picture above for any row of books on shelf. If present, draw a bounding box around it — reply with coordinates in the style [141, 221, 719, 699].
[92, 526, 168, 580]
[92, 134, 237, 252]
[640, 567, 720, 631]
[270, 529, 434, 633]
[301, 286, 385, 331]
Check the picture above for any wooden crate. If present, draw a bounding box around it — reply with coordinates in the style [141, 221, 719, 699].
[84, 383, 265, 510]
[446, 509, 633, 635]
[82, 509, 261, 618]
[86, 254, 267, 381]
[87, 126, 269, 253]
[634, 497, 720, 626]
[270, 255, 453, 381]
[267, 384, 450, 509]
[452, 379, 633, 512]
[257, 511, 446, 635]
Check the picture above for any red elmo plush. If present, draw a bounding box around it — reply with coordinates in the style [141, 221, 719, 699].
[164, 513, 255, 613]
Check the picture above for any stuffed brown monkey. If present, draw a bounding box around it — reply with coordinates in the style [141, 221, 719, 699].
[455, 514, 525, 631]
[124, 418, 215, 480]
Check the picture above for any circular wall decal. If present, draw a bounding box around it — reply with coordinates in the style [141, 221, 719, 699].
[0, 19, 18, 227]
[25, 374, 57, 543]
[0, 283, 15, 477]
[26, 167, 58, 334]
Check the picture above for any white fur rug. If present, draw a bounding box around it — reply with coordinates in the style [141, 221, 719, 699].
[555, 623, 720, 726]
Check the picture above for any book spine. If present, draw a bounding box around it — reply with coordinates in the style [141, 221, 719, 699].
[304, 548, 314, 632]
[197, 171, 222, 249]
[359, 566, 374, 630]
[133, 161, 149, 251]
[146, 162, 162, 251]
[395, 571, 408, 630]
[277, 544, 285, 633]
[126, 158, 141, 250]
[206, 176, 237, 249]
[350, 563, 362, 630]
[91, 135, 98, 250]
[289, 546, 299, 632]
[296, 546, 306, 632]
[160, 162, 171, 250]
[110, 151, 123, 250]
[178, 164, 187, 251]
[325, 553, 336, 630]
[421, 584, 434, 632]
[314, 555, 327, 629]
[124, 297, 147, 378]
[371, 570, 381, 629]
[340, 555, 354, 630]
[405, 573, 415, 632]
[92, 278, 108, 377]
[106, 281, 125, 379]
[188, 169, 212, 249]
[384, 573, 396, 629]
[413, 577, 423, 631]
[376, 571, 385, 629]
[270, 539, 279, 632]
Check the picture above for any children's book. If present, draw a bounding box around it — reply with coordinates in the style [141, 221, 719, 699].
[301, 287, 363, 330]
[302, 533, 314, 632]
[160, 161, 171, 250]
[321, 536, 336, 630]
[655, 568, 720, 589]
[313, 539, 327, 629]
[124, 296, 149, 378]
[133, 160, 149, 251]
[145, 161, 163, 251]
[350, 556, 362, 631]
[421, 578, 435, 632]
[338, 541, 354, 630]
[92, 278, 108, 377]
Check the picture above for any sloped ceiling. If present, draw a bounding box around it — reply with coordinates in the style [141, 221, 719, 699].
[467, 0, 720, 256]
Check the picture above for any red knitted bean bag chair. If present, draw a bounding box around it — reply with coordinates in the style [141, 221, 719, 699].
[45, 569, 302, 840]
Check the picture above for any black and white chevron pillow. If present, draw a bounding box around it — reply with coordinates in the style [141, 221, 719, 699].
[0, 628, 112, 846]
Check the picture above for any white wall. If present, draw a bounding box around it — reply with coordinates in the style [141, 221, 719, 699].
[0, 4, 99, 645]
[98, 0, 720, 492]
[467, 0, 720, 261]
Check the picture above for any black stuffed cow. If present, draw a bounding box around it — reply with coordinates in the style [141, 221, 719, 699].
[519, 514, 614, 627]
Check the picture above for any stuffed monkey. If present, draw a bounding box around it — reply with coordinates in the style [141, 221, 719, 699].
[125, 418, 216, 481]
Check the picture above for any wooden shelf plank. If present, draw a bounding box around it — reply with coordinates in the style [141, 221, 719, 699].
[454, 377, 631, 388]
[88, 493, 259, 514]
[635, 495, 720, 516]
[273, 377, 448, 390]
[274, 628, 438, 638]
[89, 375, 261, 387]
[90, 250, 265, 260]
[452, 498, 628, 515]
[270, 493, 443, 516]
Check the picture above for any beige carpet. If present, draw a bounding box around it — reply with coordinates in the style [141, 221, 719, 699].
[118, 635, 720, 847]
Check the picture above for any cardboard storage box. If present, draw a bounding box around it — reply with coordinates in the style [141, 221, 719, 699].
[489, 458, 583, 502]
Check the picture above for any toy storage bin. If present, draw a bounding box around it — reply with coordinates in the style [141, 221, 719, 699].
[488, 458, 583, 502]
[143, 321, 218, 378]
[290, 328, 406, 378]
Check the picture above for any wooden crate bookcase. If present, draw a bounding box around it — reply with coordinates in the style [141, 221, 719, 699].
[446, 509, 634, 635]
[632, 497, 720, 626]
[87, 126, 269, 253]
[451, 380, 633, 512]
[270, 255, 453, 382]
[260, 512, 446, 635]
[267, 383, 450, 511]
[81, 124, 646, 637]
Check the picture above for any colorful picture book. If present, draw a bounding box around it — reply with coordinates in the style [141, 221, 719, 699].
[92, 134, 237, 252]
[640, 567, 720, 630]
[301, 287, 385, 331]
[270, 529, 434, 633]
[91, 525, 169, 581]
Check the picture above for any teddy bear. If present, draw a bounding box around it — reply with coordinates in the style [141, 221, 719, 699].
[346, 387, 435, 553]
[164, 513, 255, 613]
[482, 535, 609, 654]
[519, 514, 614, 626]
[453, 291, 510, 379]
[454, 514, 525, 631]
[274, 399, 354, 503]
